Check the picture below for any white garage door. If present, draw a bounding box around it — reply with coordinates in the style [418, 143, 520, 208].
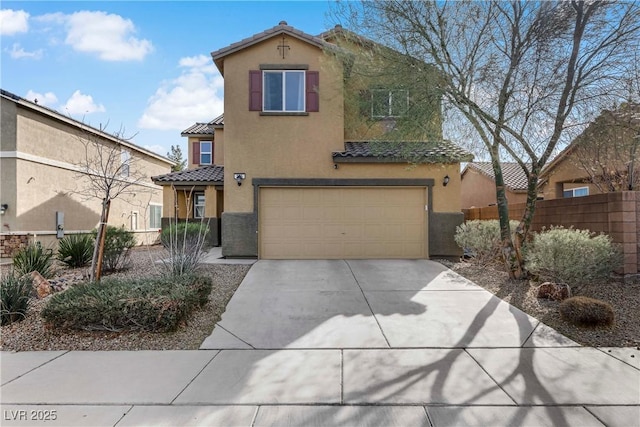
[260, 187, 427, 259]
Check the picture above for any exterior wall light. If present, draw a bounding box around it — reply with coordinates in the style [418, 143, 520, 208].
[443, 175, 450, 186]
[234, 173, 246, 186]
[0, 204, 7, 215]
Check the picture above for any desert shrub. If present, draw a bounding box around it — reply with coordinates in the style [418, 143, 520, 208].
[12, 242, 54, 278]
[1, 274, 32, 325]
[559, 296, 615, 327]
[454, 220, 521, 264]
[524, 227, 620, 286]
[41, 275, 213, 332]
[160, 221, 210, 276]
[57, 234, 94, 268]
[93, 226, 136, 272]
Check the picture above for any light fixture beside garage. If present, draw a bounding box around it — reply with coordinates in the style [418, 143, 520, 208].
[443, 175, 450, 186]
[234, 173, 246, 186]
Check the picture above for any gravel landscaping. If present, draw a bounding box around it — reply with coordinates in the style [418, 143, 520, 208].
[444, 260, 640, 348]
[1, 248, 638, 351]
[0, 246, 250, 351]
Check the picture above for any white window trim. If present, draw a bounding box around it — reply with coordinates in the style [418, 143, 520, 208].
[263, 70, 306, 113]
[149, 203, 162, 230]
[200, 141, 212, 165]
[193, 192, 205, 219]
[130, 210, 139, 231]
[121, 149, 131, 177]
[371, 89, 409, 118]
[563, 186, 589, 198]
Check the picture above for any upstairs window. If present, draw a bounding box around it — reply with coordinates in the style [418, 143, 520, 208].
[264, 71, 305, 112]
[249, 70, 319, 113]
[371, 89, 409, 118]
[192, 141, 213, 165]
[120, 149, 130, 177]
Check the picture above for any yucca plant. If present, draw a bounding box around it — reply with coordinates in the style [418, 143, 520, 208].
[57, 234, 94, 268]
[13, 242, 54, 278]
[1, 274, 32, 325]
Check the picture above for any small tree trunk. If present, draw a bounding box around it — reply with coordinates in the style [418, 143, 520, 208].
[493, 160, 524, 280]
[514, 172, 540, 270]
[94, 199, 111, 282]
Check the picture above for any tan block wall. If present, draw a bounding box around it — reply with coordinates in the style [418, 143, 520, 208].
[463, 191, 640, 274]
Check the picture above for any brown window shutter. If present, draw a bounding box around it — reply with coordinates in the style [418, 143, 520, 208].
[249, 70, 262, 111]
[306, 71, 319, 112]
[192, 141, 200, 165]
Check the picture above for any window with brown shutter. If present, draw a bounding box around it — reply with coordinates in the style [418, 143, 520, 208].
[249, 69, 319, 113]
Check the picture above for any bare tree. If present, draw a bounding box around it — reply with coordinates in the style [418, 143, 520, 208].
[73, 124, 150, 281]
[336, 0, 640, 278]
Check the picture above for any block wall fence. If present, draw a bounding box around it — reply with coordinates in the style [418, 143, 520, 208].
[462, 191, 639, 275]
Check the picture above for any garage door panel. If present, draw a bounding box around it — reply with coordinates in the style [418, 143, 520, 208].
[260, 187, 427, 259]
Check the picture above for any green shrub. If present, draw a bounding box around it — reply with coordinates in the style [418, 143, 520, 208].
[160, 222, 209, 250]
[12, 242, 54, 278]
[94, 226, 136, 272]
[1, 274, 32, 325]
[559, 296, 615, 327]
[57, 234, 94, 268]
[454, 220, 521, 264]
[524, 227, 620, 286]
[41, 275, 212, 332]
[160, 221, 210, 276]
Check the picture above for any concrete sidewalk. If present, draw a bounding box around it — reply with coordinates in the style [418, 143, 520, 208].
[1, 260, 639, 426]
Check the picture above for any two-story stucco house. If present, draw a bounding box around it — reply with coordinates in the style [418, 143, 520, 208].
[152, 22, 472, 259]
[0, 89, 174, 256]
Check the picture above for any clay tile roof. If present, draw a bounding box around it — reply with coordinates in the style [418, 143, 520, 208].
[333, 141, 473, 164]
[181, 114, 224, 136]
[152, 165, 224, 184]
[465, 162, 528, 192]
[181, 122, 213, 136]
[210, 21, 337, 74]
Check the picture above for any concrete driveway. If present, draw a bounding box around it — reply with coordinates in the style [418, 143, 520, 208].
[3, 259, 638, 426]
[201, 259, 574, 349]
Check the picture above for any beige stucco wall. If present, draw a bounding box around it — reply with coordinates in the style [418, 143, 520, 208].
[163, 186, 219, 219]
[461, 168, 527, 208]
[541, 154, 600, 200]
[222, 37, 345, 212]
[220, 35, 460, 214]
[1, 101, 171, 245]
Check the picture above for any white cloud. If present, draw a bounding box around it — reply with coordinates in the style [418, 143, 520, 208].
[138, 55, 224, 130]
[25, 90, 58, 106]
[0, 9, 29, 35]
[7, 43, 43, 59]
[63, 90, 106, 115]
[34, 11, 153, 61]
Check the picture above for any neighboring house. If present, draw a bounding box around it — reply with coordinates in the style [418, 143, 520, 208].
[152, 22, 472, 259]
[539, 103, 640, 199]
[461, 162, 529, 208]
[0, 89, 174, 257]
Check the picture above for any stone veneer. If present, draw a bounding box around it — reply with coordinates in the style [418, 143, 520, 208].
[0, 234, 29, 258]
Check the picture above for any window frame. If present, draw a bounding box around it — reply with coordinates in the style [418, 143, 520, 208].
[130, 210, 139, 231]
[121, 149, 131, 177]
[193, 192, 205, 219]
[371, 88, 409, 119]
[563, 186, 589, 198]
[199, 141, 212, 165]
[149, 204, 162, 229]
[262, 70, 306, 113]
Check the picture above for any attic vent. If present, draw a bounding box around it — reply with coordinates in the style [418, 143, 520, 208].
[279, 20, 288, 25]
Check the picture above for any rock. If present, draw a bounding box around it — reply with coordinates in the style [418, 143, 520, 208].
[31, 271, 51, 299]
[537, 282, 571, 301]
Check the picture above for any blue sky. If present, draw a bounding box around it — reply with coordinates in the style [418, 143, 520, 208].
[1, 1, 338, 158]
